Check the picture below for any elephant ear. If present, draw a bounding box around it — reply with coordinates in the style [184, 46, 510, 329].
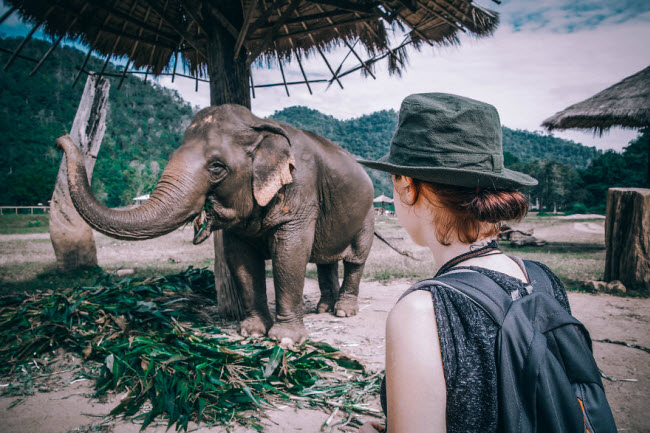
[252, 129, 296, 207]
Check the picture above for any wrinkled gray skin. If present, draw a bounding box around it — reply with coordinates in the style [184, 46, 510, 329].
[57, 104, 375, 345]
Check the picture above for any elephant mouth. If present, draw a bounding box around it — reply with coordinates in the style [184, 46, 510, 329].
[192, 210, 213, 245]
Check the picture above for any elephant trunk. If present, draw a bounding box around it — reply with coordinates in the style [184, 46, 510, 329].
[56, 135, 207, 240]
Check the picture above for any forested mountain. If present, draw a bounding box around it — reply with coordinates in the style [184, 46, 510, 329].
[3, 36, 634, 212]
[0, 37, 193, 207]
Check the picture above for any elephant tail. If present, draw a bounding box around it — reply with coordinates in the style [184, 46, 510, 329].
[374, 231, 420, 260]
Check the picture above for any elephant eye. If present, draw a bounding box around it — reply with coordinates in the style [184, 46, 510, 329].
[208, 161, 228, 182]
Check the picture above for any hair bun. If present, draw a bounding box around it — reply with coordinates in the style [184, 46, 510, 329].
[469, 190, 529, 223]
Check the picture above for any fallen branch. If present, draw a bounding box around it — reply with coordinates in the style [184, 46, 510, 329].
[374, 231, 419, 260]
[599, 369, 637, 383]
[594, 339, 650, 354]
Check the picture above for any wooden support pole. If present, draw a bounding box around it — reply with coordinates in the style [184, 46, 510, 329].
[50, 75, 110, 272]
[604, 188, 650, 292]
[277, 55, 290, 96]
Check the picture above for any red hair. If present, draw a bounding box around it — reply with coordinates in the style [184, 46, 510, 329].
[395, 176, 529, 245]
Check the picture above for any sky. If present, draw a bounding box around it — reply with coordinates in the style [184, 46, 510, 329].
[1, 0, 649, 151]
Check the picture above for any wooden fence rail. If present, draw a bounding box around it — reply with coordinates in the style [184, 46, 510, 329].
[0, 206, 50, 215]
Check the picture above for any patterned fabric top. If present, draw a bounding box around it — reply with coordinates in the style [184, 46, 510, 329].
[379, 261, 571, 433]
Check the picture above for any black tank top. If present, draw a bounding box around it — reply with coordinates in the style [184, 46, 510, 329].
[379, 261, 571, 433]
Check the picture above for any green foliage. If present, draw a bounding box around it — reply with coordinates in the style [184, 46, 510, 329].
[0, 37, 193, 207]
[0, 214, 49, 234]
[0, 267, 380, 431]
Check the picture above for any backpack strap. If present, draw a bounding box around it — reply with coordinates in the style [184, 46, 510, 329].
[397, 270, 512, 326]
[521, 260, 555, 297]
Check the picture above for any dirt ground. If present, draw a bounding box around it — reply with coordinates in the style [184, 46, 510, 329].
[1, 216, 648, 432]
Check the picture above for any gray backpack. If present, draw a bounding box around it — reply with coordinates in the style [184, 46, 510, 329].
[404, 259, 617, 433]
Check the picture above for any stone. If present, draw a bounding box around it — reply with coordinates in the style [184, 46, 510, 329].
[584, 280, 608, 292]
[115, 268, 135, 277]
[607, 280, 627, 293]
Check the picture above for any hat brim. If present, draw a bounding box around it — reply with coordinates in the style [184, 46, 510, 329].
[357, 154, 538, 190]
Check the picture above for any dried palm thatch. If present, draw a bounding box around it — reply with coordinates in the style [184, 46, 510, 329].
[542, 65, 650, 132]
[2, 0, 498, 91]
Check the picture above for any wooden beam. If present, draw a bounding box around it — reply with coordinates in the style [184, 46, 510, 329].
[97, 0, 140, 83]
[414, 0, 465, 32]
[313, 3, 376, 79]
[357, 16, 403, 66]
[141, 0, 207, 59]
[392, 1, 433, 45]
[308, 0, 379, 13]
[204, 2, 239, 40]
[246, 0, 302, 64]
[248, 14, 380, 42]
[277, 55, 290, 96]
[245, 0, 291, 39]
[178, 0, 208, 36]
[234, 0, 258, 57]
[144, 0, 169, 79]
[85, 0, 178, 45]
[436, 0, 470, 23]
[118, 6, 153, 89]
[30, 4, 90, 76]
[295, 54, 312, 94]
[89, 22, 177, 51]
[3, 5, 56, 71]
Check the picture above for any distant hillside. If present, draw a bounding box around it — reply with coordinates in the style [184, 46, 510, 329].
[0, 37, 193, 207]
[0, 36, 602, 205]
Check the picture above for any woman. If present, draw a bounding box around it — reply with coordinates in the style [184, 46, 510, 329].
[356, 93, 571, 433]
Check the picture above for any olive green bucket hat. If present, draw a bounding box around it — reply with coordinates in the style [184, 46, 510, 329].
[358, 93, 538, 190]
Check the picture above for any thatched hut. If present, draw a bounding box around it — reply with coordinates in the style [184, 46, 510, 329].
[2, 0, 499, 106]
[542, 65, 650, 132]
[543, 65, 650, 292]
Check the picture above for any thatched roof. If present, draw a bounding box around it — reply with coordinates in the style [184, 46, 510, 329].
[2, 0, 498, 84]
[543, 65, 650, 132]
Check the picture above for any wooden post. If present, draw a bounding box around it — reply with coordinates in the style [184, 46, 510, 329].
[205, 3, 248, 320]
[604, 188, 650, 292]
[49, 75, 110, 271]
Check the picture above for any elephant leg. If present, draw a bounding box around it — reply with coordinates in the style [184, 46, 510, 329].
[335, 209, 374, 317]
[334, 261, 365, 317]
[223, 232, 272, 337]
[317, 262, 340, 313]
[267, 225, 314, 345]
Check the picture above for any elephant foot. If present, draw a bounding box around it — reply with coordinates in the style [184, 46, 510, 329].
[317, 297, 336, 314]
[268, 322, 308, 347]
[334, 298, 358, 317]
[240, 314, 273, 338]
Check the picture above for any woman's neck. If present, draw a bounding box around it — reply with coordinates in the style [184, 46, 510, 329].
[427, 236, 496, 270]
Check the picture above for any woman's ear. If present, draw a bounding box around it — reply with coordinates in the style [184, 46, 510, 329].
[251, 131, 295, 207]
[394, 175, 416, 204]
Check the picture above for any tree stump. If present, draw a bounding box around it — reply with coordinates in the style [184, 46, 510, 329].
[50, 75, 110, 271]
[604, 188, 650, 292]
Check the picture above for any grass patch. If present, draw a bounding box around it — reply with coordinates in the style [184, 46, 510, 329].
[0, 267, 381, 431]
[0, 214, 49, 234]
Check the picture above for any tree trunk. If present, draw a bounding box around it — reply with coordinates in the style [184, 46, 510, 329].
[604, 188, 650, 292]
[205, 5, 250, 320]
[50, 75, 110, 271]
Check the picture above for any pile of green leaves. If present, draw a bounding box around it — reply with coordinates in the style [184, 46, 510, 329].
[0, 267, 381, 431]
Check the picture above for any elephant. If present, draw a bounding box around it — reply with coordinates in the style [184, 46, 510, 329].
[56, 104, 375, 345]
